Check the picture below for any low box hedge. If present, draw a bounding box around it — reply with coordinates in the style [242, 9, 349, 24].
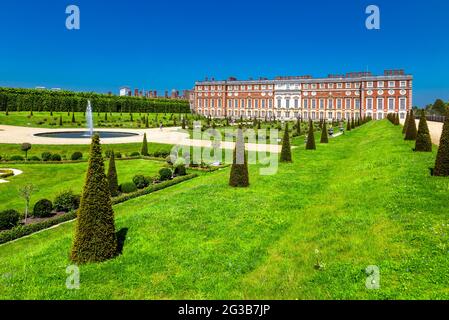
[0, 211, 77, 245]
[0, 174, 198, 245]
[112, 174, 198, 205]
[0, 169, 14, 179]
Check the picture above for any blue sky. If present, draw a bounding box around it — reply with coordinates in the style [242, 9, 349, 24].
[0, 0, 448, 106]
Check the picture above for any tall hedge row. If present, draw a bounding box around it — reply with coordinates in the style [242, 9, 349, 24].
[0, 87, 190, 113]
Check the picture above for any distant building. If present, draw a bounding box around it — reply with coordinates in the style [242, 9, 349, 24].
[120, 86, 131, 97]
[192, 69, 413, 120]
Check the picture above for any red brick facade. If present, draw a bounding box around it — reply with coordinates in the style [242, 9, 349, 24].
[192, 70, 413, 121]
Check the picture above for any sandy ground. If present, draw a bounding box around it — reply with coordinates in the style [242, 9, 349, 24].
[399, 120, 443, 145]
[0, 125, 283, 153]
[0, 168, 23, 184]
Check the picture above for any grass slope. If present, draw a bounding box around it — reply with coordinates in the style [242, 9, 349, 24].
[0, 159, 165, 213]
[0, 121, 448, 299]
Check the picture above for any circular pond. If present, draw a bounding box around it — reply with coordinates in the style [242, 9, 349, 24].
[34, 131, 139, 139]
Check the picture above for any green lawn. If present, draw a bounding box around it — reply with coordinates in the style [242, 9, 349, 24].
[0, 159, 165, 213]
[0, 142, 172, 160]
[0, 112, 187, 129]
[0, 120, 448, 299]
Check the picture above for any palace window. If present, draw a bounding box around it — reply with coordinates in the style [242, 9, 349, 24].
[345, 98, 351, 109]
[311, 99, 316, 109]
[346, 83, 351, 89]
[328, 83, 334, 89]
[377, 98, 384, 110]
[286, 99, 290, 109]
[319, 99, 324, 109]
[399, 98, 407, 110]
[366, 82, 373, 88]
[366, 98, 373, 110]
[388, 98, 395, 110]
[269, 100, 273, 108]
[294, 99, 299, 108]
[303, 99, 308, 109]
[377, 81, 384, 88]
[277, 99, 282, 108]
[328, 99, 333, 108]
[388, 81, 395, 88]
[337, 99, 342, 109]
[337, 83, 343, 89]
[262, 100, 266, 108]
[234, 99, 238, 108]
[255, 100, 259, 108]
[400, 81, 407, 88]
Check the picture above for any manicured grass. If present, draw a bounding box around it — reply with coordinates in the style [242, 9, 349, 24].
[0, 159, 165, 213]
[0, 112, 187, 129]
[0, 120, 448, 299]
[0, 142, 172, 160]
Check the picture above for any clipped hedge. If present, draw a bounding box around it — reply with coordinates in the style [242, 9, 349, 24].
[0, 174, 198, 245]
[0, 211, 77, 245]
[112, 174, 198, 205]
[0, 169, 14, 179]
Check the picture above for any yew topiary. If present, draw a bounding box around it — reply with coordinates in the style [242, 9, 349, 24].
[433, 110, 449, 176]
[229, 127, 249, 187]
[107, 152, 119, 197]
[306, 120, 316, 150]
[404, 109, 417, 140]
[320, 121, 328, 144]
[414, 110, 432, 152]
[70, 134, 117, 264]
[280, 123, 292, 163]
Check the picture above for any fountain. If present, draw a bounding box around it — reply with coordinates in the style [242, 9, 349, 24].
[85, 100, 94, 137]
[34, 100, 139, 139]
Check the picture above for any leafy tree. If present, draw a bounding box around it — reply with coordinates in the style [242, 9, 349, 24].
[433, 110, 449, 176]
[141, 133, 149, 156]
[70, 134, 117, 264]
[432, 99, 447, 115]
[415, 110, 432, 152]
[229, 127, 249, 187]
[21, 143, 32, 161]
[306, 120, 316, 150]
[320, 121, 328, 144]
[280, 123, 292, 163]
[107, 152, 119, 197]
[18, 184, 36, 224]
[404, 109, 417, 140]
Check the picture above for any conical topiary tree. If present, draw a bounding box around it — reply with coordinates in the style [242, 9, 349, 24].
[351, 117, 355, 129]
[346, 119, 352, 132]
[306, 120, 316, 150]
[141, 133, 149, 156]
[296, 117, 301, 136]
[320, 121, 328, 143]
[415, 110, 432, 152]
[394, 113, 400, 126]
[433, 110, 449, 176]
[280, 123, 292, 163]
[404, 109, 417, 140]
[229, 127, 249, 187]
[107, 152, 119, 197]
[403, 111, 409, 134]
[70, 134, 117, 264]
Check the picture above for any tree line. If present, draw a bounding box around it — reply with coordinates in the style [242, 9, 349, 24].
[0, 87, 190, 114]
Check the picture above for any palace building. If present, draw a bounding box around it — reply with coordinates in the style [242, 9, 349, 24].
[191, 70, 413, 121]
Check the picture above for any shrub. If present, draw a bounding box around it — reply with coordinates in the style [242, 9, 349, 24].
[107, 152, 119, 197]
[54, 190, 80, 212]
[141, 133, 149, 156]
[229, 127, 249, 187]
[105, 150, 114, 158]
[174, 158, 187, 176]
[29, 156, 41, 161]
[320, 121, 329, 144]
[71, 134, 117, 264]
[159, 168, 173, 181]
[166, 155, 174, 165]
[132, 175, 150, 189]
[415, 110, 432, 152]
[0, 209, 20, 231]
[404, 109, 417, 141]
[306, 120, 316, 150]
[50, 153, 62, 161]
[280, 123, 292, 163]
[9, 155, 24, 161]
[41, 152, 52, 161]
[115, 152, 122, 159]
[130, 152, 140, 157]
[71, 152, 83, 161]
[433, 110, 449, 176]
[33, 199, 54, 218]
[120, 182, 138, 193]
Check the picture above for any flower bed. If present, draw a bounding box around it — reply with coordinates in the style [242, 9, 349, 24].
[0, 173, 198, 245]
